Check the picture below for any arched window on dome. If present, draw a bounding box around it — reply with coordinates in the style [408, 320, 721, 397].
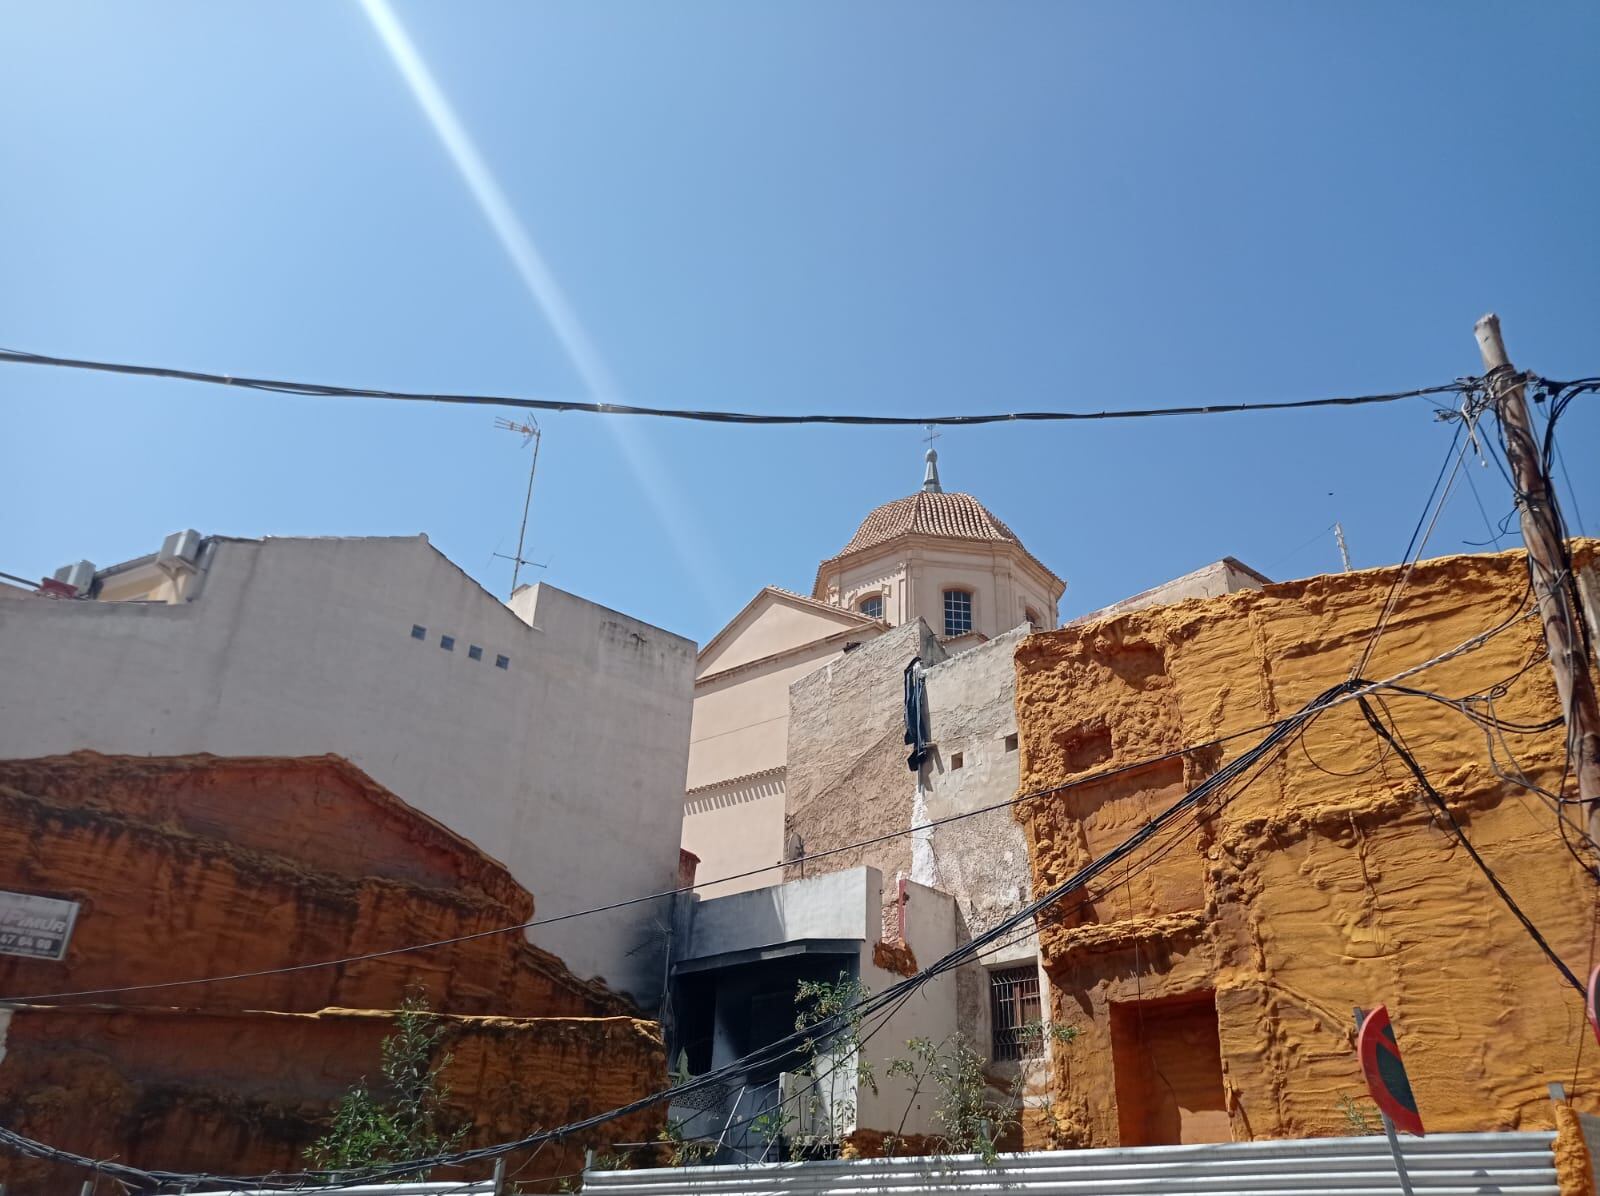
[859, 593, 884, 621]
[943, 589, 973, 637]
[1025, 606, 1042, 628]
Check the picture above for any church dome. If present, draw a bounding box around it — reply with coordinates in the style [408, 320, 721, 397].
[836, 490, 1025, 558]
[815, 448, 1062, 594]
[812, 444, 1062, 620]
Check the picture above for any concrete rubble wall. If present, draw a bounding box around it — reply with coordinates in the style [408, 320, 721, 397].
[1013, 543, 1600, 1148]
[0, 1004, 664, 1193]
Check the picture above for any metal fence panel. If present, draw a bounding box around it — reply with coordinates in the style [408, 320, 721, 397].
[584, 1132, 1556, 1196]
[213, 1182, 495, 1195]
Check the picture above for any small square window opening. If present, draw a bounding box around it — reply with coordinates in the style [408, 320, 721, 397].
[1005, 733, 1019, 753]
[468, 645, 483, 661]
[440, 635, 455, 651]
[990, 964, 1043, 1061]
[950, 751, 964, 770]
[495, 654, 510, 670]
[411, 625, 427, 640]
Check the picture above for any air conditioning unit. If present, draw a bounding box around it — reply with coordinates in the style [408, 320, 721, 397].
[52, 560, 95, 596]
[157, 529, 204, 575]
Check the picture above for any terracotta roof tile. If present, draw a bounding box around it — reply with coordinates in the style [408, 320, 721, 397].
[814, 491, 1062, 596]
[836, 491, 1022, 556]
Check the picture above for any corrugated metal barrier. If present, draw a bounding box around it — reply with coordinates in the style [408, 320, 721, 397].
[216, 1183, 495, 1195]
[583, 1132, 1557, 1196]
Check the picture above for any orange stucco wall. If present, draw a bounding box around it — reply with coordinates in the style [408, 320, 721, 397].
[0, 752, 628, 1017]
[0, 753, 664, 1190]
[0, 1004, 663, 1193]
[1013, 544, 1599, 1147]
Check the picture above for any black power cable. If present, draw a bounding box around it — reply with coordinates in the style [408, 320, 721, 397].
[1357, 694, 1583, 994]
[0, 705, 1364, 1005]
[0, 346, 1474, 427]
[0, 680, 1356, 1192]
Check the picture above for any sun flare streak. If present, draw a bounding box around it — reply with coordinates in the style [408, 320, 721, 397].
[359, 0, 725, 612]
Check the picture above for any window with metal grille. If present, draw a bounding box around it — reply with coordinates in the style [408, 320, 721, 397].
[943, 589, 973, 637]
[989, 964, 1042, 1061]
[859, 594, 884, 620]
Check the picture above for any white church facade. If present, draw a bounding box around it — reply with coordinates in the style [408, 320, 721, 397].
[682, 448, 1066, 897]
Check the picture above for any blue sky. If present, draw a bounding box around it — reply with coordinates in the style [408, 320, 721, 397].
[3, 2, 1596, 645]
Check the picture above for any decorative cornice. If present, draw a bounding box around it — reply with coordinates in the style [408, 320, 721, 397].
[813, 532, 1065, 602]
[684, 766, 787, 816]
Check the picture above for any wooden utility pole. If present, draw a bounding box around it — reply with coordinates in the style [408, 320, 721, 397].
[1475, 313, 1600, 839]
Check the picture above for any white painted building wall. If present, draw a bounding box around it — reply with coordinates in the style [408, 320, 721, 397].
[675, 867, 962, 1144]
[853, 878, 961, 1138]
[0, 534, 695, 1005]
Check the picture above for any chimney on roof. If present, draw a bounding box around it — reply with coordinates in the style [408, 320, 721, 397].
[922, 447, 942, 494]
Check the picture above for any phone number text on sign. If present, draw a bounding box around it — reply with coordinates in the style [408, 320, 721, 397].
[0, 890, 80, 961]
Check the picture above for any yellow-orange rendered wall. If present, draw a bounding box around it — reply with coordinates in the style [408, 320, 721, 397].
[1012, 543, 1600, 1148]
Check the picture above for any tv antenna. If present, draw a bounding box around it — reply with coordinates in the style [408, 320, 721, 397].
[494, 416, 547, 595]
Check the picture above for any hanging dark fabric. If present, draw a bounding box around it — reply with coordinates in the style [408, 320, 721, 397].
[904, 656, 931, 772]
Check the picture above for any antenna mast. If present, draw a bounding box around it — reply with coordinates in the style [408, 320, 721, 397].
[1333, 521, 1352, 572]
[494, 416, 547, 595]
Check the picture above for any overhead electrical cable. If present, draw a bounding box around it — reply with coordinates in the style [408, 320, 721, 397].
[0, 679, 1365, 1192]
[1357, 695, 1584, 993]
[0, 609, 1571, 1191]
[4, 605, 1545, 1006]
[1349, 418, 1472, 678]
[609, 787, 1251, 1172]
[0, 346, 1476, 426]
[0, 713, 1317, 1005]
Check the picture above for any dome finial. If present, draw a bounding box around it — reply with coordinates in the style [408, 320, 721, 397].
[922, 425, 943, 494]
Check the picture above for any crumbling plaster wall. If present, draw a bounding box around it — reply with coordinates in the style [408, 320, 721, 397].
[783, 621, 1058, 1142]
[784, 620, 946, 890]
[1013, 544, 1600, 1147]
[921, 625, 1037, 945]
[919, 626, 1049, 1081]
